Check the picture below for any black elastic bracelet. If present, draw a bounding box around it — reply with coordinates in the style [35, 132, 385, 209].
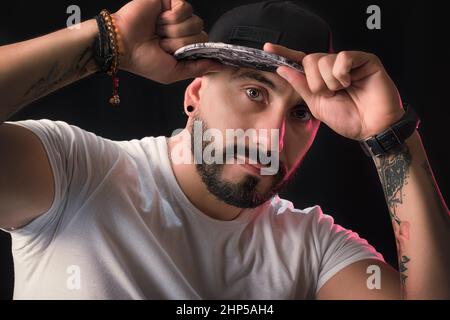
[93, 14, 114, 73]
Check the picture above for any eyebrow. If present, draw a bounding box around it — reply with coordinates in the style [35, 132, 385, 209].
[231, 70, 279, 93]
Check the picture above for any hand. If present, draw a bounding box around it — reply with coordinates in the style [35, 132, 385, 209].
[113, 0, 222, 84]
[264, 43, 405, 141]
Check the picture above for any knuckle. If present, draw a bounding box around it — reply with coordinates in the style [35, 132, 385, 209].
[303, 53, 324, 67]
[302, 54, 314, 65]
[176, 1, 186, 11]
[195, 16, 204, 30]
[332, 68, 345, 79]
[182, 1, 193, 12]
[324, 54, 336, 65]
[179, 1, 193, 17]
[317, 56, 329, 69]
[368, 52, 381, 64]
[168, 3, 181, 21]
[332, 62, 346, 78]
[318, 59, 334, 76]
[311, 53, 326, 61]
[338, 50, 351, 61]
[309, 81, 324, 94]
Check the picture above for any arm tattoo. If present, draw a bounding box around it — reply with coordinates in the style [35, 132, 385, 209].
[375, 144, 412, 291]
[375, 144, 412, 221]
[399, 255, 411, 285]
[23, 45, 94, 102]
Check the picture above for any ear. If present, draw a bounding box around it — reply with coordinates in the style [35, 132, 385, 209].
[184, 77, 204, 109]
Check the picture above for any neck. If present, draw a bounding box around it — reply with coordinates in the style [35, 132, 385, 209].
[167, 129, 243, 221]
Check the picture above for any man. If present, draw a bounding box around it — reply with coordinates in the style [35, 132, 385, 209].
[0, 0, 448, 299]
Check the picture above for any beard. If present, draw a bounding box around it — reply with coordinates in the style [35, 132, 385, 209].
[190, 117, 290, 208]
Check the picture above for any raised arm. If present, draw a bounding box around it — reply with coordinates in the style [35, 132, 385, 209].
[264, 44, 450, 299]
[316, 130, 450, 300]
[0, 0, 220, 229]
[0, 19, 98, 121]
[0, 0, 220, 123]
[372, 130, 450, 299]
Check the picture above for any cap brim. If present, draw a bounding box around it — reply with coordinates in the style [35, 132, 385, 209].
[174, 42, 304, 73]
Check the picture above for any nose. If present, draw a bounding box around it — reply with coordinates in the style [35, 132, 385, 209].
[255, 108, 286, 154]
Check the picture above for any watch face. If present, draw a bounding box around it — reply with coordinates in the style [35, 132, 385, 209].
[174, 42, 304, 73]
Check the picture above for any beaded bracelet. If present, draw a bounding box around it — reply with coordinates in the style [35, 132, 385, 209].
[94, 9, 123, 106]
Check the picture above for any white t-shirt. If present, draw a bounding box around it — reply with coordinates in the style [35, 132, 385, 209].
[3, 119, 383, 300]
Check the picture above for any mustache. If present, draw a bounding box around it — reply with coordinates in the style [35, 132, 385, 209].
[221, 144, 286, 175]
[190, 117, 284, 176]
[222, 145, 272, 164]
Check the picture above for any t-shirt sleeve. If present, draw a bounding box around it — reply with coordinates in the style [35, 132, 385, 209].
[312, 208, 385, 294]
[2, 119, 121, 252]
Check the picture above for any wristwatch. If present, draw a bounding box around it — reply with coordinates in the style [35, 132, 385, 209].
[359, 103, 421, 157]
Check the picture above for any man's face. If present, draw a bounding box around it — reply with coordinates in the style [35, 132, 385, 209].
[186, 66, 320, 208]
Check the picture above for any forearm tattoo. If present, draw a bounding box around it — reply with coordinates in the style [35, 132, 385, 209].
[23, 45, 94, 103]
[375, 145, 412, 289]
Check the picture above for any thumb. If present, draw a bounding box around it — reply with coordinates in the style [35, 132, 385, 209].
[277, 66, 313, 105]
[173, 59, 224, 81]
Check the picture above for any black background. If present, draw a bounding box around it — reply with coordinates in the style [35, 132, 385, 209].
[1, 0, 449, 300]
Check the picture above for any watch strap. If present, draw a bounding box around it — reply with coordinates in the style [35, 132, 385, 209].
[360, 104, 420, 157]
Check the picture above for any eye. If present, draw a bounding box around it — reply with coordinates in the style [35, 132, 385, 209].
[291, 105, 312, 121]
[245, 87, 265, 103]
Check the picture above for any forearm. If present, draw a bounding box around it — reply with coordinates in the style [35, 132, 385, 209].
[0, 19, 99, 122]
[374, 130, 450, 299]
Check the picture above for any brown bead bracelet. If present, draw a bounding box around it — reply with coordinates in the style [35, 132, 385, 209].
[94, 9, 123, 106]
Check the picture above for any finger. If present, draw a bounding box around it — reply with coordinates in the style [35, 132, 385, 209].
[160, 31, 208, 53]
[157, 15, 203, 38]
[335, 51, 381, 82]
[158, 1, 193, 25]
[172, 59, 224, 81]
[332, 51, 353, 87]
[263, 43, 306, 63]
[276, 66, 313, 106]
[162, 0, 172, 11]
[317, 54, 345, 91]
[302, 53, 335, 97]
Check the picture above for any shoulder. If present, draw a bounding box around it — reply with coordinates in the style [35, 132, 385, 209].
[259, 196, 377, 252]
[261, 195, 330, 231]
[249, 196, 331, 249]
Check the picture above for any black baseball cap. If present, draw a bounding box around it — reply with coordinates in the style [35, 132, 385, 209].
[174, 0, 333, 73]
